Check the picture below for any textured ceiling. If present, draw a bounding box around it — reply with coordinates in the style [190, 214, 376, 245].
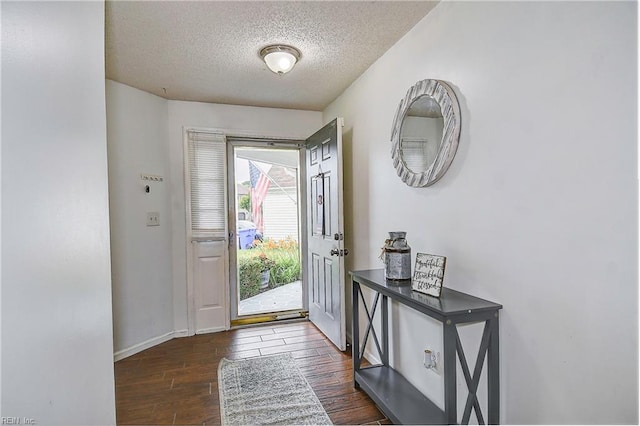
[105, 1, 438, 111]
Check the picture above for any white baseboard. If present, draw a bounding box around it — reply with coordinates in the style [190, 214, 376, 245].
[114, 329, 188, 361]
[173, 328, 189, 338]
[195, 326, 226, 334]
[363, 346, 382, 365]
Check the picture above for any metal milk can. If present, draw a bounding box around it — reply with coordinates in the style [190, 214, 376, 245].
[381, 231, 411, 280]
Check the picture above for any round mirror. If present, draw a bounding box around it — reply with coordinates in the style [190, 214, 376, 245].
[391, 80, 461, 187]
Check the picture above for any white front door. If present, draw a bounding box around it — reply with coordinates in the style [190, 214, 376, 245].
[306, 118, 346, 351]
[193, 240, 228, 333]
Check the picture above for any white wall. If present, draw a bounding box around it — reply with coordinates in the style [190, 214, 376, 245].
[167, 102, 322, 332]
[1, 2, 116, 423]
[106, 80, 174, 358]
[263, 188, 299, 242]
[103, 85, 321, 353]
[325, 1, 637, 424]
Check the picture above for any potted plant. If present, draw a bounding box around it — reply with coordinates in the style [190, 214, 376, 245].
[257, 253, 276, 289]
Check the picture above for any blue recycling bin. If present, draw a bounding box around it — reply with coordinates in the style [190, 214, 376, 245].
[237, 226, 257, 249]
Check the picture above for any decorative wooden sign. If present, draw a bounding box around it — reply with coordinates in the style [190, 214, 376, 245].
[412, 253, 446, 298]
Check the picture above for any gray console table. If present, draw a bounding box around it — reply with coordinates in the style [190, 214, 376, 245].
[350, 269, 502, 425]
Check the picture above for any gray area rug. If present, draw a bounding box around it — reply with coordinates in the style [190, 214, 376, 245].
[218, 353, 332, 425]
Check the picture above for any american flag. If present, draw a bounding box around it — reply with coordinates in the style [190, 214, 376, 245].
[249, 161, 270, 232]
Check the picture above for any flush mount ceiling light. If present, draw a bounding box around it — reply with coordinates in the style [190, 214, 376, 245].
[260, 44, 301, 75]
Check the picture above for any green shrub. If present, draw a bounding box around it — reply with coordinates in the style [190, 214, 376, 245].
[238, 255, 263, 300]
[237, 238, 301, 299]
[268, 249, 301, 287]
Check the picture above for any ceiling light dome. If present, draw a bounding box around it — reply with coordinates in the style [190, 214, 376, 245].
[260, 45, 301, 75]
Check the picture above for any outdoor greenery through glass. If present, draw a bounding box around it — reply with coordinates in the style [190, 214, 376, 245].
[238, 237, 301, 300]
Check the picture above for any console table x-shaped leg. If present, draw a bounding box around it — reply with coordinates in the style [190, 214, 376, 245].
[352, 278, 500, 425]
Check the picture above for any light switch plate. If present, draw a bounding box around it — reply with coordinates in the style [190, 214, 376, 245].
[146, 212, 160, 226]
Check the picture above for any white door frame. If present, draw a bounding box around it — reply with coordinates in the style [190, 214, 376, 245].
[226, 137, 307, 321]
[184, 127, 311, 335]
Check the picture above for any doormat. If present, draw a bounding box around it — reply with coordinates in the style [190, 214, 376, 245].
[218, 353, 332, 425]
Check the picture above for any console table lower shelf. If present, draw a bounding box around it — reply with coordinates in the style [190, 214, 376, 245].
[350, 269, 503, 425]
[355, 365, 445, 425]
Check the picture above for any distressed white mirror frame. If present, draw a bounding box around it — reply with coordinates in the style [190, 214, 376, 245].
[391, 79, 461, 187]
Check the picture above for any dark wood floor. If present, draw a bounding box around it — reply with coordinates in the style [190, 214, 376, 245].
[115, 320, 389, 425]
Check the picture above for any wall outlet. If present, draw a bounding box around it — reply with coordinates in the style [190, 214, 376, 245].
[424, 349, 442, 375]
[146, 212, 160, 226]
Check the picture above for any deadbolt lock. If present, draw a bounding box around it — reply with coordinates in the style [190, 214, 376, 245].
[330, 248, 349, 257]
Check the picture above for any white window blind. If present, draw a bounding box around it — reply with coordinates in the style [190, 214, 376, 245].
[187, 130, 227, 238]
[401, 137, 433, 173]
